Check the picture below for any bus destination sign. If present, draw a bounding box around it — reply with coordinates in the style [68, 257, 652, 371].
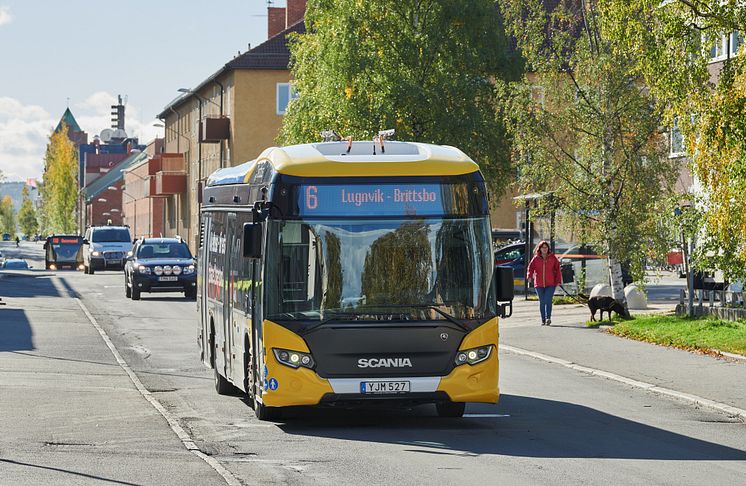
[298, 184, 446, 217]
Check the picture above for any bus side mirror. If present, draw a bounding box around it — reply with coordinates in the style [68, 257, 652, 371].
[494, 266, 514, 318]
[243, 223, 262, 258]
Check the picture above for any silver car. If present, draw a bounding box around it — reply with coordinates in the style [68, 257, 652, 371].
[82, 226, 133, 274]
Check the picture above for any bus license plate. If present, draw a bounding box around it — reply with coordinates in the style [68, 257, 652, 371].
[360, 381, 410, 394]
[158, 276, 178, 282]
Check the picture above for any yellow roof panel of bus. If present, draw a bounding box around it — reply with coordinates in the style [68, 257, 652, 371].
[262, 141, 479, 178]
[206, 141, 481, 186]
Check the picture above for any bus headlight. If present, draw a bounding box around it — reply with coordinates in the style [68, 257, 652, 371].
[273, 348, 315, 369]
[454, 345, 493, 366]
[138, 265, 151, 274]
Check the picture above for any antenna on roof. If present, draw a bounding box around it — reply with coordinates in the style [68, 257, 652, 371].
[320, 130, 341, 142]
[376, 129, 395, 154]
[378, 129, 395, 140]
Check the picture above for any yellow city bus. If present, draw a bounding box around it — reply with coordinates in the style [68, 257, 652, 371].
[197, 139, 514, 420]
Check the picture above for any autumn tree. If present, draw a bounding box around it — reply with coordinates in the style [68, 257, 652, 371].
[42, 123, 78, 234]
[608, 0, 746, 280]
[361, 222, 432, 305]
[500, 0, 679, 305]
[17, 186, 39, 238]
[279, 0, 521, 196]
[0, 196, 15, 236]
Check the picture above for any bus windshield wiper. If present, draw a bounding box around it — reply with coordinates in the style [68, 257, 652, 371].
[367, 304, 470, 331]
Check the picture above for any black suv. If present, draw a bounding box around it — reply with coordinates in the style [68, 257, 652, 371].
[124, 237, 197, 300]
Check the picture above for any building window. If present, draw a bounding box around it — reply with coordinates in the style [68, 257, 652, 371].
[731, 31, 743, 56]
[276, 83, 299, 115]
[670, 117, 685, 157]
[709, 34, 724, 60]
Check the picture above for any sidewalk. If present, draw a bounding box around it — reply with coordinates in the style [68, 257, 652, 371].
[500, 296, 746, 415]
[0, 270, 226, 485]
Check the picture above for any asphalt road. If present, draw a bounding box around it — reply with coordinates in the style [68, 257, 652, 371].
[1, 241, 745, 485]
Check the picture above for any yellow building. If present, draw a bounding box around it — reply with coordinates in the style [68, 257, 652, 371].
[157, 12, 305, 250]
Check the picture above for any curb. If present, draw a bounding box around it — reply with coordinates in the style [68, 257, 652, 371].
[499, 344, 746, 422]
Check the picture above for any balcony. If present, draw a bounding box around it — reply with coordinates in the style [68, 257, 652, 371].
[155, 172, 187, 195]
[200, 117, 230, 143]
[161, 154, 185, 172]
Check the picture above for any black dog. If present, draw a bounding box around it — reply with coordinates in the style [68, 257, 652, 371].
[588, 296, 630, 321]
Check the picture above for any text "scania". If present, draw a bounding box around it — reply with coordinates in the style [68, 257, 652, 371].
[357, 358, 413, 368]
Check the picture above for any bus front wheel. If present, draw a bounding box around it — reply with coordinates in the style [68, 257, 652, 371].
[253, 394, 281, 421]
[436, 402, 465, 418]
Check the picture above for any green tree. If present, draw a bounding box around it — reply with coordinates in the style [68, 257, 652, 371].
[607, 1, 746, 280]
[500, 0, 679, 305]
[279, 0, 521, 196]
[42, 123, 78, 234]
[0, 195, 15, 236]
[17, 186, 39, 237]
[361, 222, 432, 305]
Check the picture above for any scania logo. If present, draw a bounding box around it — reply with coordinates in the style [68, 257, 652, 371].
[357, 358, 413, 368]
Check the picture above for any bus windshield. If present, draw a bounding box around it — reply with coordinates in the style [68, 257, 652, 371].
[47, 237, 82, 260]
[265, 217, 495, 323]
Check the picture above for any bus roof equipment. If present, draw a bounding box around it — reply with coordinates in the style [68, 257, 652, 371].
[206, 141, 480, 187]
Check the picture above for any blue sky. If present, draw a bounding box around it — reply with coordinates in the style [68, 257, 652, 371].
[0, 0, 278, 181]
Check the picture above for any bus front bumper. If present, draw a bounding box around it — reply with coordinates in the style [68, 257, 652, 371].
[259, 319, 499, 408]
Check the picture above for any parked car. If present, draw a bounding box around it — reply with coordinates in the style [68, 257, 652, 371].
[124, 237, 197, 300]
[2, 233, 10, 241]
[1, 258, 30, 270]
[82, 225, 133, 274]
[494, 242, 525, 266]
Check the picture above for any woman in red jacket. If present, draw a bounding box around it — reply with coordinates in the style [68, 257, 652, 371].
[526, 240, 562, 325]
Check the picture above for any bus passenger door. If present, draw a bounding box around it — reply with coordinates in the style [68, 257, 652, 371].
[198, 214, 211, 366]
[223, 213, 237, 380]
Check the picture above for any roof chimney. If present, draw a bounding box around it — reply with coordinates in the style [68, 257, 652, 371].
[286, 0, 306, 27]
[268, 6, 286, 38]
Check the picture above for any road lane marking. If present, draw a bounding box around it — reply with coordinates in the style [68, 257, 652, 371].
[499, 344, 746, 422]
[75, 298, 243, 486]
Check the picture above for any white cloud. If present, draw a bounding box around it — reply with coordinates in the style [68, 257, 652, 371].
[0, 6, 13, 26]
[0, 98, 54, 180]
[0, 93, 164, 181]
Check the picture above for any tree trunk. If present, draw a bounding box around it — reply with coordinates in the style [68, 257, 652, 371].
[608, 256, 627, 308]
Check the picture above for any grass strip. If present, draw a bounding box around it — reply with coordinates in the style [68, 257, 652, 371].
[525, 295, 582, 305]
[607, 314, 746, 357]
